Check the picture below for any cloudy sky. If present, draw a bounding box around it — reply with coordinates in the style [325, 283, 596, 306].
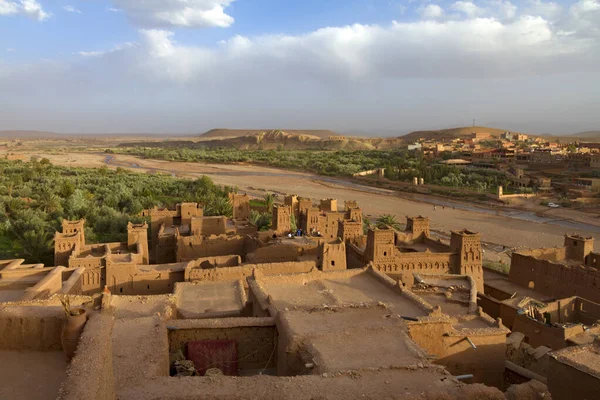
[0, 0, 599, 135]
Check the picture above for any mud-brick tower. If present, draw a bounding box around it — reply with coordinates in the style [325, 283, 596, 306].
[406, 216, 430, 239]
[54, 219, 85, 266]
[450, 230, 484, 292]
[229, 193, 251, 220]
[127, 222, 149, 264]
[365, 228, 396, 263]
[272, 205, 292, 235]
[564, 234, 594, 263]
[321, 240, 346, 271]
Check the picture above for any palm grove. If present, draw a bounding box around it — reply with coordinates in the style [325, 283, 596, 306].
[0, 158, 234, 265]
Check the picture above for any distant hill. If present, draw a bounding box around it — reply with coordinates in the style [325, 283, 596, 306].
[199, 129, 343, 140]
[0, 130, 63, 139]
[399, 126, 525, 142]
[571, 131, 600, 139]
[120, 130, 403, 151]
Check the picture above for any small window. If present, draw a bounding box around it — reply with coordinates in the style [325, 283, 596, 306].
[120, 288, 123, 293]
[147, 285, 150, 290]
[331, 261, 335, 266]
[384, 251, 387, 256]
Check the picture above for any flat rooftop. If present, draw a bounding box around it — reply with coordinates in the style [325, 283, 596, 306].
[176, 280, 246, 319]
[552, 342, 600, 379]
[254, 269, 427, 318]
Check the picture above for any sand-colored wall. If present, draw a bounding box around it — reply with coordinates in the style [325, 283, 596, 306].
[183, 255, 241, 280]
[512, 314, 577, 350]
[0, 305, 64, 350]
[58, 313, 116, 400]
[167, 318, 277, 371]
[249, 244, 300, 264]
[106, 262, 186, 295]
[547, 355, 600, 400]
[509, 253, 600, 303]
[187, 261, 316, 283]
[438, 331, 507, 388]
[21, 266, 66, 300]
[177, 235, 246, 262]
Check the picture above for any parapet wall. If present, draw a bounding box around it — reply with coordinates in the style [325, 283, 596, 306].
[58, 313, 116, 400]
[187, 261, 316, 283]
[0, 304, 64, 350]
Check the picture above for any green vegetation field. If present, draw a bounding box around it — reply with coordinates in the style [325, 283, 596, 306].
[116, 147, 514, 194]
[0, 158, 233, 264]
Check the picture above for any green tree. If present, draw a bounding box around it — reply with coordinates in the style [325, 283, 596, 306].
[37, 191, 62, 213]
[17, 230, 53, 264]
[376, 214, 402, 230]
[263, 193, 275, 212]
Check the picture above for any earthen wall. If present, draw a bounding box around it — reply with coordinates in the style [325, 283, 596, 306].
[509, 253, 600, 303]
[167, 319, 277, 371]
[187, 261, 316, 283]
[58, 313, 116, 400]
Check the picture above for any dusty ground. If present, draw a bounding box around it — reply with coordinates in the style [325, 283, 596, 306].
[0, 351, 67, 400]
[11, 151, 600, 251]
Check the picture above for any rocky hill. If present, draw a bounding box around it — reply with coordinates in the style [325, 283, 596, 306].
[399, 126, 525, 142]
[199, 129, 343, 140]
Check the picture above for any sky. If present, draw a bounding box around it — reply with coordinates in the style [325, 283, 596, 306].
[0, 1, 599, 135]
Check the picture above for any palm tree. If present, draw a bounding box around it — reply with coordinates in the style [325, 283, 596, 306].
[18, 230, 53, 264]
[37, 191, 62, 213]
[263, 193, 275, 212]
[376, 214, 402, 230]
[249, 210, 271, 231]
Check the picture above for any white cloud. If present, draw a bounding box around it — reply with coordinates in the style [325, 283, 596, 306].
[107, 7, 121, 12]
[451, 1, 483, 18]
[0, 0, 50, 20]
[62, 5, 81, 14]
[74, 42, 136, 58]
[1, 1, 599, 133]
[525, 1, 562, 20]
[6, 47, 16, 52]
[572, 0, 600, 14]
[112, 0, 235, 28]
[420, 4, 444, 19]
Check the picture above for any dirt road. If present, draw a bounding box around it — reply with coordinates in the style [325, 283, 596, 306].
[20, 152, 600, 250]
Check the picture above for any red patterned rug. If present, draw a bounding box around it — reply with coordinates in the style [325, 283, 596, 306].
[187, 340, 239, 376]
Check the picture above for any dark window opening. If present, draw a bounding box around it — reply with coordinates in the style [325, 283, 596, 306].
[331, 261, 335, 266]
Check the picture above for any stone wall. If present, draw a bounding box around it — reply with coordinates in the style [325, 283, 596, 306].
[167, 318, 277, 371]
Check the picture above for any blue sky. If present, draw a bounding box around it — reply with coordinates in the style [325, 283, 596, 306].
[0, 1, 599, 134]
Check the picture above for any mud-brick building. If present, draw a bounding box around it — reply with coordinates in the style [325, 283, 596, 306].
[54, 220, 149, 293]
[508, 234, 600, 303]
[347, 216, 484, 292]
[285, 195, 363, 240]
